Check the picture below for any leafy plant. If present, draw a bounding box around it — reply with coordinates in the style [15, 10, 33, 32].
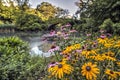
[15, 13, 44, 31]
[0, 36, 47, 80]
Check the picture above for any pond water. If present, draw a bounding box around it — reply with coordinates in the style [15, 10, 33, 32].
[0, 32, 53, 57]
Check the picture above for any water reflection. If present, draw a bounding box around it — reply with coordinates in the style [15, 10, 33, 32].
[0, 32, 53, 57]
[30, 46, 53, 57]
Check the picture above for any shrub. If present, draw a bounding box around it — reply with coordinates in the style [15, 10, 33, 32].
[15, 13, 44, 31]
[99, 18, 120, 35]
[0, 36, 47, 80]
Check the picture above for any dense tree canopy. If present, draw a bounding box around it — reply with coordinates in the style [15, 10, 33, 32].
[0, 0, 120, 34]
[36, 2, 57, 21]
[75, 0, 120, 34]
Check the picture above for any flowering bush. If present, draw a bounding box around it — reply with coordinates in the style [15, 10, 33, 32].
[45, 30, 120, 80]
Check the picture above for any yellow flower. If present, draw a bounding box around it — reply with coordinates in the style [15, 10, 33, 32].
[103, 51, 115, 57]
[59, 59, 67, 64]
[48, 62, 73, 79]
[81, 62, 99, 80]
[97, 38, 108, 44]
[89, 54, 105, 61]
[62, 46, 72, 54]
[114, 40, 120, 48]
[116, 61, 120, 66]
[102, 53, 116, 61]
[73, 53, 80, 60]
[104, 43, 113, 48]
[62, 44, 80, 54]
[81, 49, 97, 58]
[89, 51, 116, 61]
[71, 59, 78, 65]
[105, 69, 119, 80]
[73, 44, 81, 50]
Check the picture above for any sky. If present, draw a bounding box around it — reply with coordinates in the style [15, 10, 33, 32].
[29, 0, 79, 16]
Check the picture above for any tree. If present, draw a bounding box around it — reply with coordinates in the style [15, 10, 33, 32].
[75, 0, 93, 16]
[75, 0, 120, 33]
[80, 0, 120, 24]
[0, 0, 21, 24]
[56, 7, 69, 18]
[15, 13, 44, 31]
[14, 0, 30, 11]
[36, 2, 57, 21]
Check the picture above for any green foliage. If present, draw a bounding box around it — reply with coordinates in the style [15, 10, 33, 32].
[99, 19, 114, 33]
[84, 0, 120, 23]
[0, 24, 15, 28]
[0, 1, 16, 23]
[113, 23, 120, 35]
[76, 0, 120, 34]
[0, 20, 4, 25]
[36, 2, 57, 20]
[99, 18, 120, 35]
[0, 37, 47, 80]
[15, 13, 45, 31]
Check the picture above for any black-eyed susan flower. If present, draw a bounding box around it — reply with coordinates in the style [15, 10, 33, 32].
[103, 51, 115, 57]
[62, 45, 74, 54]
[104, 39, 114, 48]
[48, 62, 73, 79]
[62, 44, 80, 55]
[89, 54, 105, 61]
[59, 59, 67, 64]
[73, 44, 81, 50]
[62, 46, 72, 54]
[71, 59, 78, 65]
[116, 61, 120, 67]
[97, 34, 108, 44]
[81, 49, 97, 58]
[104, 43, 113, 48]
[102, 54, 116, 61]
[114, 40, 120, 48]
[81, 62, 99, 80]
[48, 62, 58, 72]
[105, 69, 118, 80]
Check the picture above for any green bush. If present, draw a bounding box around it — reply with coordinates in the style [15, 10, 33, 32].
[0, 37, 47, 80]
[0, 20, 4, 25]
[113, 23, 120, 35]
[15, 14, 45, 31]
[99, 18, 120, 35]
[99, 19, 114, 33]
[0, 24, 15, 28]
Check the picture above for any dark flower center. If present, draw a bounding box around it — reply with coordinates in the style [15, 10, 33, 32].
[64, 56, 67, 58]
[72, 60, 76, 63]
[105, 54, 108, 56]
[51, 45, 56, 49]
[93, 44, 96, 47]
[87, 49, 91, 51]
[86, 66, 91, 71]
[59, 60, 62, 62]
[58, 64, 63, 68]
[67, 55, 70, 57]
[109, 54, 114, 57]
[110, 71, 114, 74]
[101, 37, 105, 39]
[51, 61, 55, 64]
[82, 46, 85, 49]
